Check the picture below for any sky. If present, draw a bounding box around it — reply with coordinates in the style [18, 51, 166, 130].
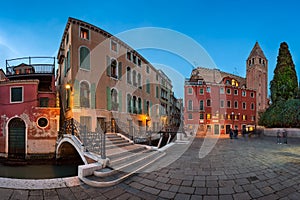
[0, 0, 300, 98]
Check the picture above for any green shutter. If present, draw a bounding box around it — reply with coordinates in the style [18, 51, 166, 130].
[106, 86, 111, 110]
[91, 83, 96, 109]
[106, 56, 111, 76]
[64, 58, 67, 77]
[67, 50, 70, 70]
[143, 99, 147, 115]
[118, 92, 122, 111]
[73, 80, 80, 108]
[118, 62, 122, 80]
[150, 101, 153, 116]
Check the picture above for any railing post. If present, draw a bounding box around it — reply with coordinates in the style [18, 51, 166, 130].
[101, 122, 106, 159]
[71, 118, 74, 135]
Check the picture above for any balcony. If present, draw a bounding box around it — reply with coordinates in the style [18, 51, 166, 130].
[6, 57, 55, 76]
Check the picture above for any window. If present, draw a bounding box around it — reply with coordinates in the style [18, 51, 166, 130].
[80, 27, 89, 40]
[132, 70, 137, 86]
[226, 88, 231, 94]
[111, 40, 118, 52]
[127, 67, 131, 84]
[66, 50, 70, 72]
[188, 113, 193, 120]
[242, 102, 246, 109]
[146, 79, 150, 94]
[188, 100, 193, 111]
[220, 88, 224, 94]
[37, 117, 49, 128]
[79, 46, 90, 70]
[198, 80, 203, 85]
[220, 100, 224, 108]
[156, 86, 159, 98]
[200, 100, 204, 111]
[80, 81, 90, 108]
[138, 98, 142, 114]
[111, 59, 118, 79]
[250, 92, 254, 98]
[11, 87, 23, 103]
[227, 100, 231, 108]
[39, 97, 49, 107]
[234, 101, 238, 109]
[251, 103, 255, 110]
[200, 113, 204, 120]
[242, 90, 246, 97]
[188, 87, 193, 94]
[242, 115, 247, 121]
[206, 113, 211, 120]
[207, 99, 211, 107]
[127, 51, 132, 61]
[206, 87, 211, 93]
[132, 96, 137, 114]
[111, 89, 118, 111]
[137, 58, 141, 67]
[127, 94, 132, 113]
[133, 54, 137, 64]
[234, 89, 238, 95]
[146, 65, 150, 73]
[199, 88, 204, 95]
[137, 73, 142, 89]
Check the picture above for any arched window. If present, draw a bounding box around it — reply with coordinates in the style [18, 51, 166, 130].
[132, 70, 137, 86]
[111, 88, 118, 111]
[127, 94, 132, 113]
[79, 46, 90, 70]
[137, 73, 142, 89]
[207, 99, 211, 107]
[111, 59, 117, 79]
[127, 67, 131, 84]
[138, 97, 142, 114]
[132, 96, 137, 114]
[80, 81, 90, 108]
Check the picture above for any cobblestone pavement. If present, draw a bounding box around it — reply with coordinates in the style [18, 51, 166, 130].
[1, 135, 300, 200]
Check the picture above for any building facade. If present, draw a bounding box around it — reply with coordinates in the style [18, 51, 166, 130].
[56, 18, 181, 139]
[0, 57, 60, 159]
[184, 42, 267, 135]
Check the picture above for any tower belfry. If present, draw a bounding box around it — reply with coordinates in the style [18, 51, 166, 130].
[246, 42, 268, 117]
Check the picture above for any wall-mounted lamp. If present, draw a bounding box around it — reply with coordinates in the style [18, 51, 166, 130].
[65, 83, 72, 90]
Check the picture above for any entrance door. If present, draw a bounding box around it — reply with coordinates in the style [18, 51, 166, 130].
[97, 117, 106, 133]
[214, 124, 220, 135]
[8, 118, 26, 159]
[226, 125, 231, 134]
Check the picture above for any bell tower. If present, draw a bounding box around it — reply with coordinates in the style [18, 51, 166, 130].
[246, 42, 268, 118]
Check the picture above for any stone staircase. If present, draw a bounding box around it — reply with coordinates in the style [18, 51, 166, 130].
[79, 133, 165, 187]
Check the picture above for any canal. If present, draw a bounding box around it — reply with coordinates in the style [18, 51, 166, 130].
[0, 163, 78, 179]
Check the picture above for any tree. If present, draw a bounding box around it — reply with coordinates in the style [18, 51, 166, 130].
[270, 42, 299, 103]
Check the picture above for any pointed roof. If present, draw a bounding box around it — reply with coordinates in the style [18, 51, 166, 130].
[247, 42, 266, 59]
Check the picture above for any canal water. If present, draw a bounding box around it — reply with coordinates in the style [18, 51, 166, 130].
[0, 164, 78, 179]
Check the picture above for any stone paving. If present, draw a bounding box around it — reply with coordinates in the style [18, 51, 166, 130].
[1, 135, 300, 199]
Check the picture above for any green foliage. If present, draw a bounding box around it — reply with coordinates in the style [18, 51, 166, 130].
[270, 42, 299, 103]
[259, 99, 300, 128]
[260, 42, 300, 128]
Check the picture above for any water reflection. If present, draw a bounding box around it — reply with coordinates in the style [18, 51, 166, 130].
[0, 164, 78, 179]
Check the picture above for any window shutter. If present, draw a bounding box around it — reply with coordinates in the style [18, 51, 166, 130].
[118, 62, 122, 80]
[73, 79, 80, 108]
[67, 50, 71, 70]
[91, 83, 96, 109]
[118, 92, 122, 111]
[64, 58, 67, 77]
[150, 101, 152, 116]
[143, 99, 147, 115]
[106, 86, 111, 110]
[106, 56, 111, 76]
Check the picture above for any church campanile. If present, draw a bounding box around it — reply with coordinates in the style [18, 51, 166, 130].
[246, 42, 268, 119]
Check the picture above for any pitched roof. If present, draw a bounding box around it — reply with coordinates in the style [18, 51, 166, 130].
[247, 42, 266, 59]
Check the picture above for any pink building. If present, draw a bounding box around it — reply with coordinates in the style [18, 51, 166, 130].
[0, 57, 60, 160]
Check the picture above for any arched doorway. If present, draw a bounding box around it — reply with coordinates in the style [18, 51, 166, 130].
[8, 118, 26, 159]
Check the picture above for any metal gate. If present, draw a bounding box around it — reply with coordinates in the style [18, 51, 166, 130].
[8, 118, 26, 159]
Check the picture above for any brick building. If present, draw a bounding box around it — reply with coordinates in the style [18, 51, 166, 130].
[184, 42, 268, 135]
[0, 57, 60, 159]
[56, 17, 181, 138]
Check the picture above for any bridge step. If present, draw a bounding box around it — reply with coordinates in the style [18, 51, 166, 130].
[79, 133, 165, 187]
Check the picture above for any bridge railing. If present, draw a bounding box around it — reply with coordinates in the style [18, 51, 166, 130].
[58, 118, 106, 159]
